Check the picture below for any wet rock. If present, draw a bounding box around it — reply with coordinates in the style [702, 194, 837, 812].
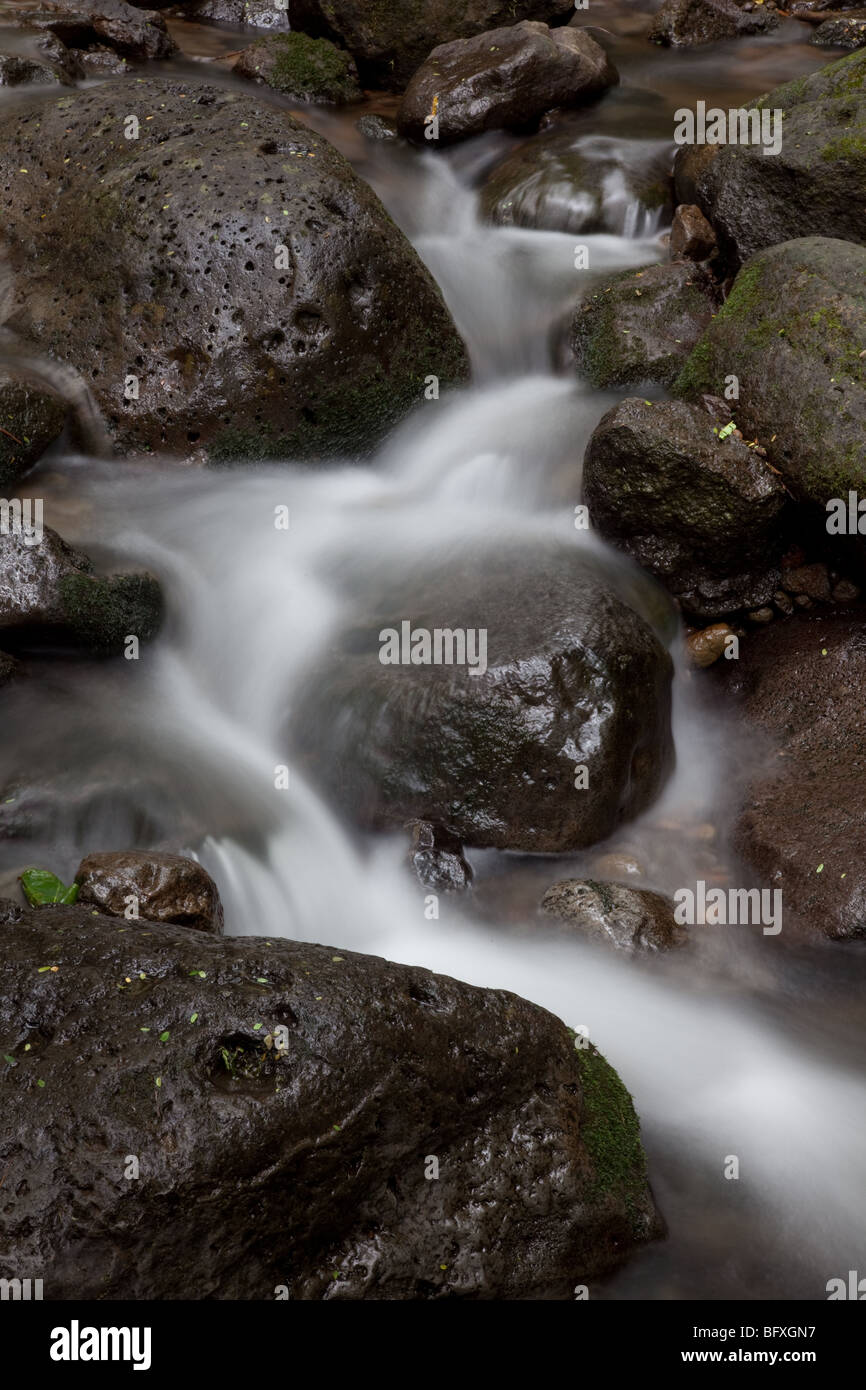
[833, 577, 861, 600]
[571, 262, 716, 389]
[719, 612, 866, 938]
[0, 906, 661, 1297]
[0, 27, 77, 84]
[11, 1, 177, 60]
[540, 879, 686, 952]
[289, 0, 577, 88]
[356, 112, 398, 140]
[674, 49, 866, 267]
[0, 381, 67, 487]
[670, 203, 716, 261]
[0, 78, 468, 461]
[0, 525, 162, 655]
[234, 32, 362, 104]
[75, 42, 128, 75]
[583, 398, 788, 619]
[781, 562, 832, 600]
[686, 622, 736, 667]
[179, 0, 289, 29]
[75, 850, 224, 933]
[481, 130, 673, 234]
[398, 23, 617, 146]
[649, 0, 779, 45]
[406, 820, 472, 893]
[292, 543, 674, 854]
[811, 14, 866, 48]
[674, 237, 866, 514]
[748, 606, 774, 624]
[774, 589, 794, 614]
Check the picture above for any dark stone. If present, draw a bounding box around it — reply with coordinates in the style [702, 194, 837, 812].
[481, 128, 673, 234]
[289, 0, 577, 88]
[292, 542, 674, 853]
[649, 0, 779, 45]
[398, 23, 617, 146]
[540, 879, 687, 952]
[75, 851, 224, 933]
[406, 821, 472, 893]
[0, 906, 661, 1297]
[0, 380, 67, 486]
[718, 611, 866, 938]
[670, 202, 716, 261]
[674, 237, 866, 512]
[674, 49, 866, 267]
[178, 0, 289, 28]
[583, 398, 788, 619]
[356, 112, 399, 140]
[9, 0, 177, 60]
[571, 262, 717, 389]
[811, 15, 866, 48]
[0, 525, 163, 654]
[234, 32, 362, 103]
[0, 78, 469, 461]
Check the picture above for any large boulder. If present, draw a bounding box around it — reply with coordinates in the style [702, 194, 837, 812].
[583, 398, 788, 619]
[289, 0, 576, 88]
[0, 905, 661, 1298]
[674, 238, 866, 512]
[675, 48, 866, 267]
[75, 851, 224, 933]
[649, 0, 779, 45]
[571, 262, 717, 390]
[179, 0, 289, 29]
[0, 78, 469, 462]
[292, 544, 674, 853]
[0, 525, 162, 654]
[234, 32, 362, 104]
[480, 130, 673, 234]
[398, 23, 617, 146]
[6, 1, 176, 60]
[717, 610, 866, 939]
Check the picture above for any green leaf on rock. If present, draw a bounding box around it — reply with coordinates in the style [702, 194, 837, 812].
[20, 868, 80, 906]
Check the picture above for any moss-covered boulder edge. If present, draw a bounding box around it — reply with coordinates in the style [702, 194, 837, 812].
[234, 32, 363, 105]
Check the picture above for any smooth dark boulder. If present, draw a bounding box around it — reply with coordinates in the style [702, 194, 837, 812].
[0, 525, 162, 654]
[0, 78, 468, 461]
[0, 380, 67, 486]
[7, 1, 176, 60]
[0, 906, 661, 1298]
[674, 237, 866, 511]
[398, 23, 617, 146]
[292, 544, 674, 853]
[649, 0, 779, 45]
[289, 0, 576, 87]
[481, 130, 672, 234]
[674, 48, 866, 266]
[571, 262, 716, 389]
[541, 879, 687, 952]
[234, 32, 362, 103]
[584, 398, 788, 619]
[716, 611, 866, 938]
[75, 851, 224, 933]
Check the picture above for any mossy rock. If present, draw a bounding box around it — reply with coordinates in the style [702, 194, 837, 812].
[571, 261, 716, 389]
[234, 33, 362, 105]
[674, 47, 866, 266]
[58, 572, 163, 655]
[0, 380, 67, 486]
[573, 1041, 658, 1240]
[673, 236, 866, 509]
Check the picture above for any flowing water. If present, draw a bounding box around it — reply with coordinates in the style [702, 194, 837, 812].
[2, 1, 865, 1299]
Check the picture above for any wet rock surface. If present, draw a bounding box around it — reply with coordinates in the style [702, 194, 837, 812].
[571, 262, 716, 389]
[398, 22, 617, 145]
[0, 906, 661, 1298]
[75, 851, 224, 933]
[675, 48, 866, 266]
[292, 544, 674, 853]
[289, 0, 577, 88]
[5, 1, 176, 61]
[584, 397, 788, 620]
[406, 821, 472, 894]
[674, 237, 866, 513]
[540, 878, 686, 952]
[649, 0, 780, 45]
[0, 526, 162, 654]
[715, 611, 866, 938]
[0, 380, 67, 486]
[0, 77, 469, 462]
[234, 31, 363, 104]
